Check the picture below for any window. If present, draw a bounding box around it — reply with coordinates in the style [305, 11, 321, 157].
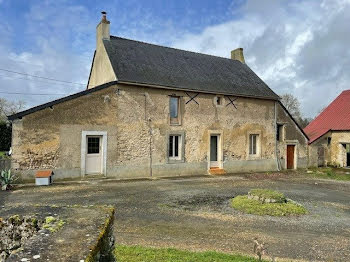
[249, 134, 258, 155]
[170, 96, 180, 124]
[167, 132, 185, 163]
[87, 137, 100, 154]
[327, 137, 331, 145]
[214, 96, 224, 107]
[277, 124, 284, 141]
[169, 135, 181, 160]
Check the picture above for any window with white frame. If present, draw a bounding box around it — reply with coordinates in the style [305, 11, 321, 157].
[168, 135, 182, 160]
[249, 134, 259, 155]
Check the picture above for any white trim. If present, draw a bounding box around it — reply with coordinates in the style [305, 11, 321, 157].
[81, 131, 107, 177]
[208, 130, 223, 170]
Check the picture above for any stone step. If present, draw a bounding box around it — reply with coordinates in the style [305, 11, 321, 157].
[208, 168, 226, 175]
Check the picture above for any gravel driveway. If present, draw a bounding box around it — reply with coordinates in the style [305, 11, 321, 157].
[1, 174, 349, 261]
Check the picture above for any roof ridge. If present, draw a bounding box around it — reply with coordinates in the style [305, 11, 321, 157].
[109, 35, 240, 64]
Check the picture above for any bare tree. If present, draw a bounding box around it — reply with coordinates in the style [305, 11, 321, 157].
[0, 98, 26, 123]
[280, 93, 312, 128]
[280, 94, 302, 120]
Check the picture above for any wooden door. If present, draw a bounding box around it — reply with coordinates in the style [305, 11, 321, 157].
[287, 145, 295, 169]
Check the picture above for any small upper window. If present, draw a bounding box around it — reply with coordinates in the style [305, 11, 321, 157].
[327, 137, 331, 146]
[170, 96, 180, 124]
[277, 124, 284, 141]
[249, 134, 258, 155]
[214, 96, 224, 107]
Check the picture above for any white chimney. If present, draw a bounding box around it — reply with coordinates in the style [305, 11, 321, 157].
[96, 11, 110, 49]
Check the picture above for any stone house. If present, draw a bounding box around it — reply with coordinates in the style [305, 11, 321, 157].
[305, 90, 350, 167]
[8, 13, 309, 181]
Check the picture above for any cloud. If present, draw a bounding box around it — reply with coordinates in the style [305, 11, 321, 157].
[0, 1, 94, 108]
[170, 0, 350, 118]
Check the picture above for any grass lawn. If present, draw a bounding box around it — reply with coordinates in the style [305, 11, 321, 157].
[114, 245, 265, 262]
[231, 195, 307, 216]
[0, 151, 6, 158]
[305, 167, 350, 181]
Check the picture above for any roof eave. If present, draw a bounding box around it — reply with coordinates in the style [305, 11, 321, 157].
[117, 80, 280, 101]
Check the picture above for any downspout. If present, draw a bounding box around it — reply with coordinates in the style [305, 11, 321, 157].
[275, 102, 281, 171]
[144, 93, 153, 177]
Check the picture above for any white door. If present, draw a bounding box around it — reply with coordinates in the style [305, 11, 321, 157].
[85, 136, 102, 174]
[210, 135, 219, 168]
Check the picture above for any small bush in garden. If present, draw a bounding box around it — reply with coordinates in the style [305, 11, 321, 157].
[231, 189, 307, 216]
[0, 169, 17, 191]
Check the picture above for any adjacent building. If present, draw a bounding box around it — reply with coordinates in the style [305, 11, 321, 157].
[305, 90, 350, 167]
[8, 13, 308, 181]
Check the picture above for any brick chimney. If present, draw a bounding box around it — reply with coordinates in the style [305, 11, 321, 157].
[96, 11, 110, 49]
[231, 48, 245, 64]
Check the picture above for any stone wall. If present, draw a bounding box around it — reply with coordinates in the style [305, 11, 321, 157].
[11, 83, 308, 181]
[307, 131, 350, 167]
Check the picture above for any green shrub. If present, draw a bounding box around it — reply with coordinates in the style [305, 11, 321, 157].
[231, 195, 307, 216]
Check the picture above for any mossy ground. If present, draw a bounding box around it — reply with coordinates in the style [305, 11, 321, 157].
[114, 245, 266, 262]
[231, 195, 307, 216]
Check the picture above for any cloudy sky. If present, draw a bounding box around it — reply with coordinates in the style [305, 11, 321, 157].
[0, 0, 349, 118]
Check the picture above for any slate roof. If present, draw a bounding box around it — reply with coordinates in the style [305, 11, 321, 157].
[304, 90, 350, 143]
[103, 36, 279, 100]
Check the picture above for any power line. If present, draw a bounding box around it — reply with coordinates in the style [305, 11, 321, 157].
[0, 68, 87, 86]
[0, 91, 68, 96]
[0, 73, 85, 88]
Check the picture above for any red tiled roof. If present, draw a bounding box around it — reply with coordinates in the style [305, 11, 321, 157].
[304, 90, 350, 143]
[35, 170, 53, 178]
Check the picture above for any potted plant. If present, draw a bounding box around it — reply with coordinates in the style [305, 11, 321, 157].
[1, 169, 17, 191]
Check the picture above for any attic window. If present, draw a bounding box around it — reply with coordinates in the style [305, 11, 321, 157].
[327, 137, 331, 146]
[214, 96, 224, 107]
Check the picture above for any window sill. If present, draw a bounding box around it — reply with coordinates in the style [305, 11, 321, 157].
[167, 159, 185, 164]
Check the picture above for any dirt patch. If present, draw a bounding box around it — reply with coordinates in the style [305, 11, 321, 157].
[167, 194, 235, 211]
